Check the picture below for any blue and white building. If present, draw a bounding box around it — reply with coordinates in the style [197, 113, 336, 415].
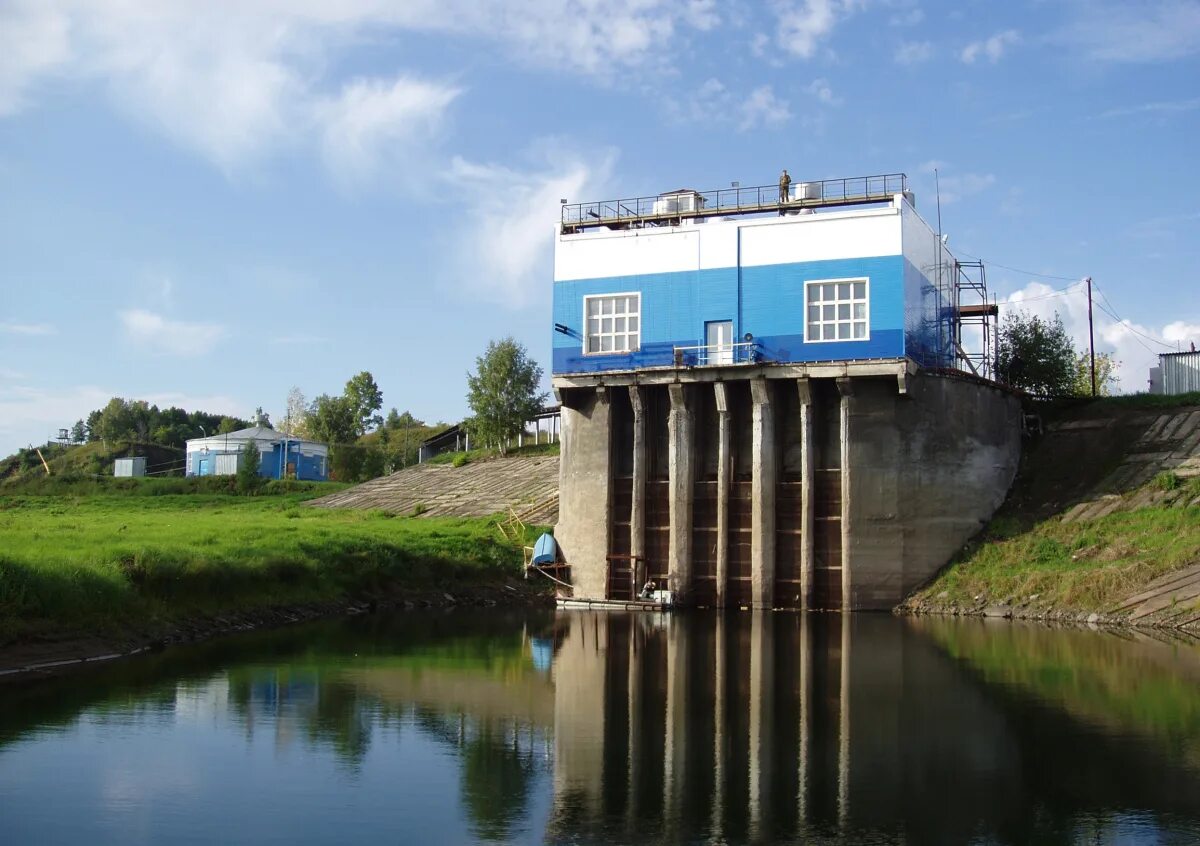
[550, 173, 1018, 614]
[185, 426, 329, 481]
[552, 175, 963, 376]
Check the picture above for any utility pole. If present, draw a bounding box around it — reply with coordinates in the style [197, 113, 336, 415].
[1086, 276, 1096, 397]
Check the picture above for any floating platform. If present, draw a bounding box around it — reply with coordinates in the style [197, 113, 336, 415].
[557, 597, 671, 612]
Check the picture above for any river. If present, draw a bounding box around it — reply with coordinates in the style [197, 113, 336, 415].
[2, 610, 1199, 845]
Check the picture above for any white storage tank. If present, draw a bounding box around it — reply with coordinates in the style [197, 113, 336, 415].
[113, 457, 146, 477]
[793, 182, 823, 201]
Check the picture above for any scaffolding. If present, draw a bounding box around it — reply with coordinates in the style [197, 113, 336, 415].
[953, 260, 998, 379]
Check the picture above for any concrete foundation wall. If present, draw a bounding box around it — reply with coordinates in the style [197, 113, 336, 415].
[555, 366, 1020, 610]
[556, 389, 612, 601]
[843, 374, 1021, 608]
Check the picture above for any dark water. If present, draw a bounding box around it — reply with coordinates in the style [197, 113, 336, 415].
[2, 611, 1200, 845]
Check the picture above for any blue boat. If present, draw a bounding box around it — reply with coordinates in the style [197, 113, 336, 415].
[530, 532, 557, 566]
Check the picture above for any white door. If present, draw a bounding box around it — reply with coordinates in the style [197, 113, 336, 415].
[706, 321, 734, 365]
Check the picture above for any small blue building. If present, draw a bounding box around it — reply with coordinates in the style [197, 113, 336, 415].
[185, 426, 329, 481]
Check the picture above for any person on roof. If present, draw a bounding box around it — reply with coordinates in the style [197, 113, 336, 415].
[779, 169, 791, 203]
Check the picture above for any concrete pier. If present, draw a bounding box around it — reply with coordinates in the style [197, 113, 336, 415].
[554, 362, 1021, 610]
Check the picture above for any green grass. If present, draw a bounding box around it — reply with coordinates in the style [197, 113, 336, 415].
[425, 441, 560, 466]
[0, 491, 544, 645]
[916, 499, 1200, 612]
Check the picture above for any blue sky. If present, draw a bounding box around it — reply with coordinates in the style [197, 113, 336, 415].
[2, 0, 1198, 454]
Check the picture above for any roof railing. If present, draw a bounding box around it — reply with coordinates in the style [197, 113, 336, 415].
[562, 173, 907, 232]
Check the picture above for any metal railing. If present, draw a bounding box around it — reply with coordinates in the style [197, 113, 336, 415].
[672, 342, 757, 367]
[562, 173, 907, 231]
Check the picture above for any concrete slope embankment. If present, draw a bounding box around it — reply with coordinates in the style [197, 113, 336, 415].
[903, 401, 1200, 629]
[307, 454, 560, 524]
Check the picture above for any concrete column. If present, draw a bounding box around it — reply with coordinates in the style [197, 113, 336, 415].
[714, 382, 732, 609]
[837, 612, 851, 829]
[555, 388, 612, 601]
[836, 377, 853, 609]
[629, 386, 647, 589]
[668, 383, 694, 598]
[626, 617, 644, 824]
[750, 377, 776, 610]
[797, 378, 814, 612]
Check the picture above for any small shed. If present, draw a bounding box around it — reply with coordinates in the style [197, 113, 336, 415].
[185, 426, 329, 481]
[113, 457, 147, 477]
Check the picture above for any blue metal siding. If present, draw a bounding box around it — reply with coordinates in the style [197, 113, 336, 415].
[552, 256, 906, 374]
[186, 445, 328, 480]
[902, 258, 955, 369]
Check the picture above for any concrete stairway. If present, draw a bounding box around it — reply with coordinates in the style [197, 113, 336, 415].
[307, 454, 560, 524]
[1060, 407, 1200, 523]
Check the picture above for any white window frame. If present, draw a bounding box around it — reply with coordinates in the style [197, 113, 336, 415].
[583, 292, 641, 356]
[804, 277, 870, 343]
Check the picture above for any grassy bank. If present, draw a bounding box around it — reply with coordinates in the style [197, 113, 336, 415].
[906, 395, 1200, 624]
[909, 492, 1200, 615]
[0, 483, 545, 646]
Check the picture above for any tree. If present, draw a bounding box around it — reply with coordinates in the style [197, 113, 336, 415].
[995, 310, 1076, 398]
[218, 416, 241, 434]
[237, 439, 262, 493]
[70, 419, 86, 444]
[284, 387, 310, 437]
[308, 394, 362, 481]
[1072, 351, 1120, 397]
[464, 338, 547, 455]
[344, 371, 384, 436]
[254, 406, 272, 427]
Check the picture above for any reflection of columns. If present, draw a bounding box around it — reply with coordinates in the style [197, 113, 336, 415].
[668, 384, 694, 597]
[714, 382, 732, 608]
[711, 613, 728, 833]
[748, 613, 775, 839]
[797, 614, 812, 826]
[837, 613, 851, 829]
[663, 617, 688, 824]
[798, 378, 815, 612]
[629, 386, 647, 588]
[626, 617, 644, 826]
[837, 377, 853, 608]
[751, 378, 776, 609]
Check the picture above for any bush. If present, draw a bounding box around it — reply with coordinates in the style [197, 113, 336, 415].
[452, 453, 471, 468]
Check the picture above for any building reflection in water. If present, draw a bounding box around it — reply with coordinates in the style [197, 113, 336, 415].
[545, 611, 1200, 845]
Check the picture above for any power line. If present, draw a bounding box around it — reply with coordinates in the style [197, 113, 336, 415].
[956, 250, 1080, 282]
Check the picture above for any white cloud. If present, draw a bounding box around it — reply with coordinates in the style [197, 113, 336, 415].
[999, 281, 1200, 393]
[740, 85, 793, 129]
[888, 6, 924, 27]
[1059, 0, 1200, 63]
[806, 77, 841, 105]
[1098, 97, 1200, 119]
[769, 0, 863, 60]
[668, 78, 792, 131]
[0, 2, 716, 172]
[0, 0, 71, 116]
[917, 163, 996, 205]
[0, 321, 56, 335]
[444, 144, 615, 308]
[895, 40, 934, 65]
[316, 75, 462, 186]
[960, 30, 1020, 64]
[118, 309, 225, 356]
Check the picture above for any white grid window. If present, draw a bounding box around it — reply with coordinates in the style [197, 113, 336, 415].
[584, 293, 640, 354]
[805, 278, 869, 342]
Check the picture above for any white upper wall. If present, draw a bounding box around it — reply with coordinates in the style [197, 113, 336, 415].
[554, 205, 903, 282]
[900, 196, 957, 284]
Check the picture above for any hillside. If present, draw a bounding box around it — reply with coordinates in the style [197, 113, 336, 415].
[0, 440, 184, 484]
[905, 394, 1200, 628]
[308, 450, 560, 524]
